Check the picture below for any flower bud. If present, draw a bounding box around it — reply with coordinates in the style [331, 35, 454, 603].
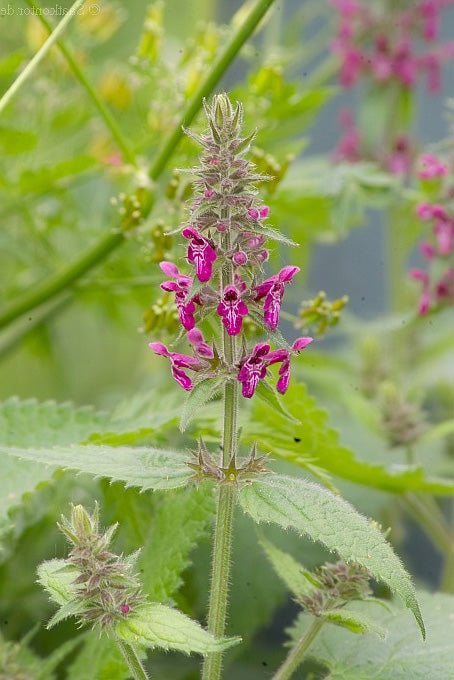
[72, 504, 95, 538]
[232, 251, 248, 265]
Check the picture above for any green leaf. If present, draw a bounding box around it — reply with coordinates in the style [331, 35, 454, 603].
[0, 398, 110, 540]
[246, 222, 298, 246]
[180, 378, 223, 432]
[140, 484, 215, 602]
[239, 474, 424, 638]
[37, 636, 85, 680]
[259, 537, 314, 598]
[300, 592, 454, 679]
[67, 634, 130, 680]
[0, 126, 37, 154]
[37, 559, 79, 605]
[2, 444, 193, 491]
[0, 51, 25, 78]
[0, 629, 81, 680]
[419, 419, 454, 444]
[47, 599, 88, 630]
[0, 398, 111, 448]
[242, 382, 454, 495]
[116, 603, 239, 655]
[255, 380, 300, 424]
[18, 156, 95, 192]
[323, 609, 387, 638]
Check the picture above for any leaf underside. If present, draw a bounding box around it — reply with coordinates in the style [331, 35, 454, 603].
[1, 445, 193, 491]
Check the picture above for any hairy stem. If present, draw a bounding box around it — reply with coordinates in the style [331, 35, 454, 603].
[272, 618, 324, 680]
[0, 0, 276, 332]
[24, 0, 138, 167]
[116, 638, 151, 680]
[0, 0, 85, 114]
[0, 293, 72, 359]
[202, 483, 236, 680]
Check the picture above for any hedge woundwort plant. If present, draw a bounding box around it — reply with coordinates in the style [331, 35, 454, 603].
[36, 94, 426, 680]
[148, 93, 313, 678]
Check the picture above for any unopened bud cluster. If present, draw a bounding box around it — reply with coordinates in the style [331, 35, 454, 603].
[298, 291, 349, 336]
[148, 94, 312, 399]
[299, 560, 372, 617]
[378, 382, 427, 448]
[58, 504, 144, 630]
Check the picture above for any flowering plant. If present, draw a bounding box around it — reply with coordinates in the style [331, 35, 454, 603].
[2, 1, 454, 679]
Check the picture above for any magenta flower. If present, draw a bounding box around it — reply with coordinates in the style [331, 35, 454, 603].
[393, 41, 417, 87]
[333, 109, 362, 163]
[187, 328, 214, 359]
[335, 43, 365, 87]
[386, 135, 412, 176]
[410, 268, 431, 314]
[238, 337, 313, 398]
[238, 343, 270, 398]
[149, 342, 204, 390]
[217, 285, 248, 336]
[182, 227, 217, 282]
[253, 266, 300, 331]
[436, 268, 454, 303]
[418, 153, 448, 179]
[235, 232, 269, 266]
[234, 273, 247, 293]
[420, 0, 439, 41]
[416, 203, 447, 220]
[232, 251, 248, 266]
[434, 219, 454, 255]
[420, 241, 436, 260]
[248, 205, 270, 220]
[160, 261, 196, 331]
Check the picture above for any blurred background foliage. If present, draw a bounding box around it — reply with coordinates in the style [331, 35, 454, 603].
[1, 0, 454, 678]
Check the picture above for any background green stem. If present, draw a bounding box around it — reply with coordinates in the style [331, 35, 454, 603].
[24, 0, 138, 167]
[116, 639, 150, 680]
[0, 231, 124, 331]
[401, 493, 454, 593]
[0, 0, 275, 333]
[147, 0, 275, 183]
[0, 0, 85, 114]
[385, 206, 408, 314]
[272, 618, 324, 680]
